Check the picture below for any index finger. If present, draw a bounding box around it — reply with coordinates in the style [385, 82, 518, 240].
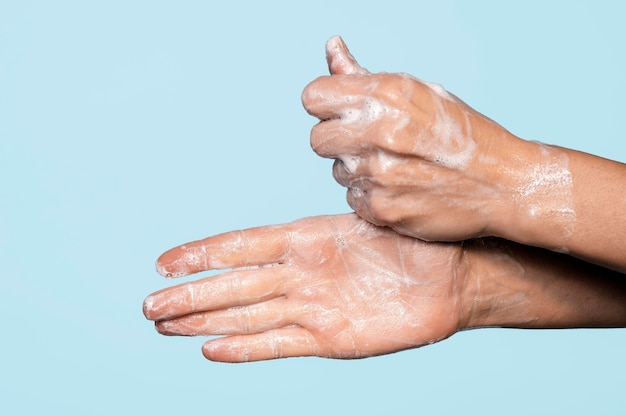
[301, 74, 378, 121]
[156, 224, 290, 278]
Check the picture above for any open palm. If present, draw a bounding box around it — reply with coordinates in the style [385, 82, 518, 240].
[143, 213, 468, 362]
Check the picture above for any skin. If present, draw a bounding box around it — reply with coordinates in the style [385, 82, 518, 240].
[145, 37, 626, 362]
[143, 214, 626, 363]
[301, 36, 626, 272]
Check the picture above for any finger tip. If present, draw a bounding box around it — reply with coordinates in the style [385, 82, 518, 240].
[324, 35, 367, 76]
[142, 295, 156, 320]
[300, 82, 313, 107]
[155, 252, 186, 279]
[325, 35, 346, 64]
[326, 34, 344, 49]
[155, 260, 173, 278]
[300, 75, 326, 110]
[202, 340, 240, 362]
[202, 341, 218, 361]
[154, 320, 174, 335]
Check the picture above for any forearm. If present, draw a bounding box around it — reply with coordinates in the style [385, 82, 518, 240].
[484, 134, 626, 272]
[565, 148, 626, 272]
[462, 238, 626, 330]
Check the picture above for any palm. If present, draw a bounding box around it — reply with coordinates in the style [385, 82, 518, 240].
[144, 214, 467, 362]
[281, 214, 465, 358]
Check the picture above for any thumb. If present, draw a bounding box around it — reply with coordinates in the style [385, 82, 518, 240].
[326, 35, 369, 75]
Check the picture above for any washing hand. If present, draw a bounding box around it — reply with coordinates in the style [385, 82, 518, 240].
[144, 215, 626, 362]
[301, 36, 576, 250]
[143, 214, 470, 362]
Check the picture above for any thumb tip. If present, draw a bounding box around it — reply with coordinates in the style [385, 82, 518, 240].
[324, 35, 367, 75]
[326, 35, 345, 50]
[325, 35, 347, 61]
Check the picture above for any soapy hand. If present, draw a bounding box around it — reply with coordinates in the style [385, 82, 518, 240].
[143, 213, 468, 362]
[302, 36, 564, 243]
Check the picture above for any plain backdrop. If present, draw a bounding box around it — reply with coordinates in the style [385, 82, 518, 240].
[1, 1, 625, 414]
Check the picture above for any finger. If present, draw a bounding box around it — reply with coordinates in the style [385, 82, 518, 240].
[346, 187, 370, 223]
[310, 117, 367, 159]
[332, 159, 375, 196]
[301, 75, 376, 121]
[346, 187, 405, 230]
[325, 35, 369, 75]
[332, 158, 351, 187]
[155, 297, 295, 336]
[334, 152, 438, 188]
[202, 326, 320, 362]
[347, 186, 421, 230]
[156, 223, 290, 278]
[143, 266, 289, 321]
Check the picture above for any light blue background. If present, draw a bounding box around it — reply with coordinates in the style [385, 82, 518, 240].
[1, 1, 625, 414]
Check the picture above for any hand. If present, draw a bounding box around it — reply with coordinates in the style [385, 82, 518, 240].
[143, 213, 470, 362]
[301, 36, 574, 244]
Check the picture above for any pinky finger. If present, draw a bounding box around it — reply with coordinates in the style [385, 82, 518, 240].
[202, 327, 319, 363]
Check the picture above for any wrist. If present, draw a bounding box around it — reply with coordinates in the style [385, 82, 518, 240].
[460, 238, 626, 330]
[483, 137, 575, 252]
[459, 238, 535, 330]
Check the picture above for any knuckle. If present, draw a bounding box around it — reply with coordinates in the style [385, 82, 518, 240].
[346, 187, 364, 211]
[367, 156, 387, 180]
[309, 125, 323, 152]
[229, 306, 252, 333]
[366, 190, 403, 227]
[376, 73, 406, 100]
[309, 125, 331, 155]
[311, 124, 348, 157]
[300, 76, 325, 109]
[365, 191, 386, 220]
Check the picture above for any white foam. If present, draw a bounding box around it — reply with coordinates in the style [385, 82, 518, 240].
[423, 80, 455, 101]
[512, 145, 576, 247]
[517, 162, 573, 198]
[428, 109, 476, 170]
[340, 155, 360, 173]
